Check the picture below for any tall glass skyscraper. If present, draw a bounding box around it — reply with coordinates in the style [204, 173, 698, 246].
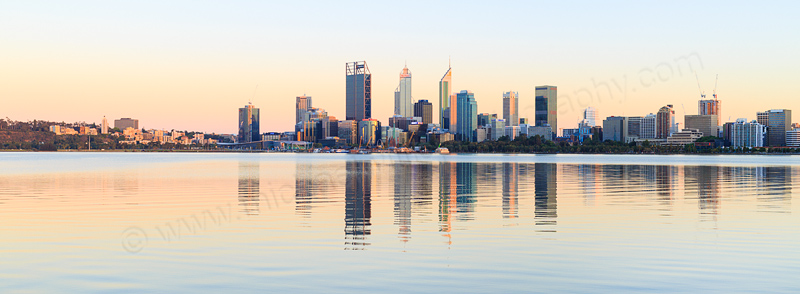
[503, 91, 519, 127]
[394, 65, 413, 117]
[296, 95, 312, 124]
[535, 86, 557, 134]
[583, 107, 597, 127]
[346, 61, 371, 121]
[238, 102, 260, 143]
[455, 90, 478, 142]
[439, 64, 452, 129]
[767, 109, 792, 147]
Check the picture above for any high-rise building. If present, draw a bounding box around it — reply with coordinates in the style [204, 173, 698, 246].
[656, 105, 675, 139]
[477, 113, 497, 127]
[346, 61, 371, 121]
[640, 114, 657, 139]
[766, 109, 792, 147]
[685, 115, 719, 138]
[101, 116, 109, 134]
[296, 95, 312, 124]
[757, 111, 769, 126]
[535, 86, 557, 133]
[337, 120, 358, 145]
[238, 103, 260, 143]
[439, 63, 452, 129]
[114, 118, 139, 131]
[503, 91, 519, 127]
[583, 107, 598, 127]
[699, 99, 722, 126]
[627, 116, 642, 140]
[358, 119, 381, 146]
[729, 119, 765, 148]
[787, 129, 800, 147]
[394, 65, 413, 117]
[414, 100, 433, 124]
[490, 119, 506, 141]
[602, 116, 628, 142]
[455, 90, 478, 142]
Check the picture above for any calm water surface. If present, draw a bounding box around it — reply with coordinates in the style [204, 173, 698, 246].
[1, 153, 799, 292]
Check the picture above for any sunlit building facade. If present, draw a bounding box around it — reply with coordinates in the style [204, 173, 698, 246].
[394, 66, 413, 118]
[503, 91, 519, 127]
[238, 103, 260, 143]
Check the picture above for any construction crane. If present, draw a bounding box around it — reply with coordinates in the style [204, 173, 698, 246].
[712, 74, 719, 101]
[694, 72, 706, 99]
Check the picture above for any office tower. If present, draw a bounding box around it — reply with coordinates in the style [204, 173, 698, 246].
[766, 109, 792, 146]
[627, 116, 642, 139]
[238, 102, 260, 143]
[685, 115, 719, 138]
[656, 105, 675, 139]
[535, 86, 557, 132]
[477, 113, 497, 128]
[640, 114, 657, 139]
[414, 100, 433, 124]
[114, 118, 139, 130]
[729, 119, 766, 148]
[346, 61, 371, 121]
[394, 65, 413, 117]
[101, 116, 109, 134]
[757, 111, 769, 126]
[583, 107, 598, 126]
[503, 91, 519, 127]
[698, 99, 722, 126]
[519, 118, 529, 125]
[490, 119, 506, 141]
[455, 90, 478, 142]
[602, 116, 628, 142]
[338, 120, 358, 145]
[358, 119, 380, 146]
[787, 129, 800, 147]
[296, 95, 312, 124]
[439, 63, 452, 129]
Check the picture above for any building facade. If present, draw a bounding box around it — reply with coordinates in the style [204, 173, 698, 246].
[238, 103, 260, 143]
[656, 105, 675, 139]
[296, 95, 312, 124]
[114, 118, 139, 131]
[583, 107, 598, 127]
[766, 109, 792, 147]
[455, 90, 478, 142]
[346, 61, 371, 121]
[394, 66, 413, 117]
[729, 119, 765, 148]
[698, 99, 722, 126]
[787, 129, 800, 147]
[535, 86, 557, 133]
[413, 100, 433, 124]
[439, 64, 452, 129]
[503, 91, 519, 127]
[685, 114, 719, 138]
[602, 116, 628, 142]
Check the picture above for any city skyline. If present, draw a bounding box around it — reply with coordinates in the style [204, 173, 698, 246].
[2, 2, 798, 134]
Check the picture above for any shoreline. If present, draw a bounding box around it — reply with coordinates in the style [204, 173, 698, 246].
[1, 149, 798, 155]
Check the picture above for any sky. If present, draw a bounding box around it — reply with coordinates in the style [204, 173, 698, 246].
[1, 1, 799, 134]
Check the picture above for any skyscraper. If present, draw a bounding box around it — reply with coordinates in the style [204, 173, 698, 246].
[685, 115, 719, 138]
[766, 109, 792, 147]
[439, 63, 452, 129]
[346, 61, 371, 121]
[583, 107, 598, 127]
[455, 90, 478, 142]
[296, 95, 312, 124]
[394, 65, 413, 117]
[101, 116, 109, 134]
[114, 118, 139, 130]
[698, 99, 722, 126]
[413, 100, 433, 124]
[238, 102, 260, 143]
[503, 91, 519, 127]
[535, 86, 557, 133]
[656, 105, 675, 139]
[640, 114, 657, 139]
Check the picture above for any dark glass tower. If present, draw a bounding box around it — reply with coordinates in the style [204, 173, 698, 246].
[346, 61, 371, 121]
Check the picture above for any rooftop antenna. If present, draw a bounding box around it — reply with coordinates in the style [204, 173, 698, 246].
[250, 84, 259, 104]
[694, 72, 705, 99]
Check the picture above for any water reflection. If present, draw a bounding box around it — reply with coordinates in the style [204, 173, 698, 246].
[345, 161, 372, 249]
[238, 160, 259, 215]
[534, 163, 557, 226]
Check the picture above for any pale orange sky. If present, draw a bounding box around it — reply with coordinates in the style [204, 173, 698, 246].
[1, 1, 798, 133]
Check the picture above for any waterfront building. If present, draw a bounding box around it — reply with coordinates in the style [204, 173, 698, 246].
[504, 126, 520, 140]
[394, 65, 413, 118]
[656, 105, 675, 139]
[602, 116, 628, 142]
[114, 118, 139, 131]
[583, 107, 598, 127]
[699, 99, 722, 126]
[503, 91, 519, 127]
[346, 61, 371, 121]
[358, 119, 381, 146]
[475, 127, 488, 142]
[337, 120, 358, 145]
[296, 95, 312, 124]
[665, 128, 704, 146]
[455, 90, 478, 142]
[787, 129, 800, 147]
[535, 86, 557, 133]
[685, 114, 719, 137]
[766, 109, 792, 147]
[627, 116, 642, 140]
[729, 119, 766, 148]
[490, 119, 506, 141]
[477, 113, 497, 127]
[238, 103, 260, 143]
[439, 63, 453, 129]
[389, 115, 420, 132]
[101, 116, 109, 134]
[528, 125, 552, 140]
[414, 100, 433, 124]
[640, 114, 657, 139]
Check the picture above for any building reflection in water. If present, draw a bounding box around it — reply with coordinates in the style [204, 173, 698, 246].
[690, 166, 721, 215]
[394, 163, 412, 242]
[534, 163, 557, 226]
[578, 164, 597, 206]
[502, 163, 519, 219]
[295, 162, 313, 217]
[438, 162, 458, 239]
[455, 162, 477, 220]
[345, 161, 371, 249]
[759, 166, 792, 213]
[238, 160, 260, 215]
